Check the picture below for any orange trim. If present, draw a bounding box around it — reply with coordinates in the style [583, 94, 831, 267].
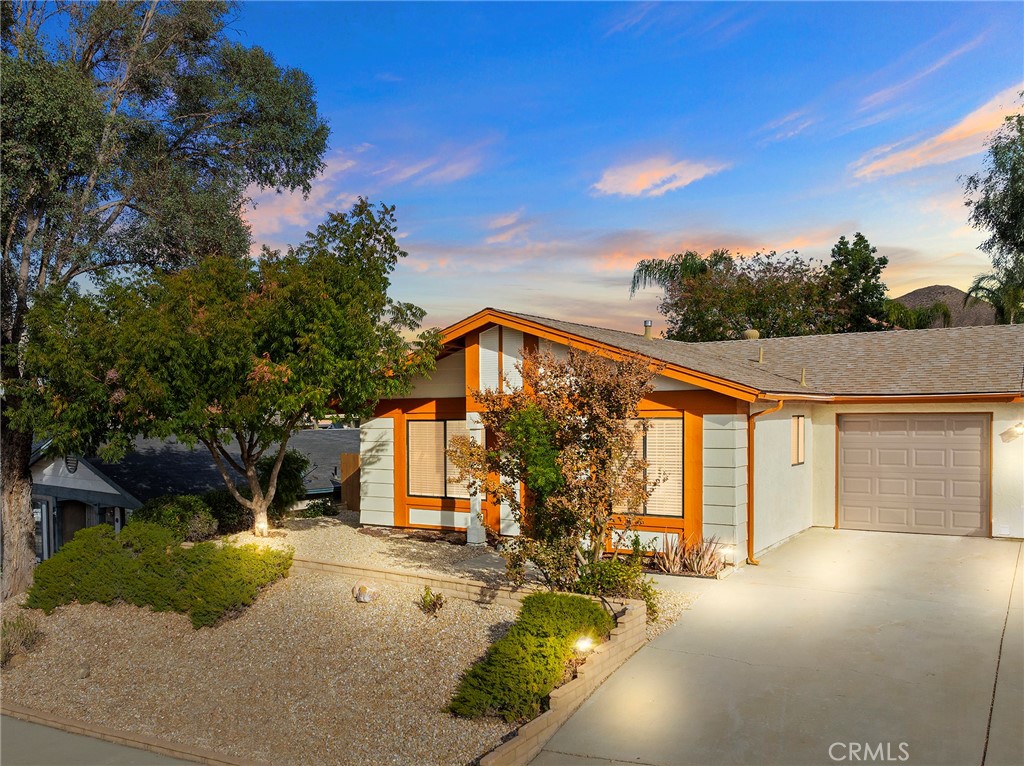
[393, 412, 409, 527]
[747, 400, 785, 565]
[375, 398, 467, 418]
[641, 390, 747, 416]
[464, 331, 481, 411]
[439, 309, 761, 402]
[683, 412, 703, 543]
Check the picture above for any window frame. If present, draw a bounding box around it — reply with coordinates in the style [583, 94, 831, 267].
[791, 415, 806, 466]
[406, 419, 472, 500]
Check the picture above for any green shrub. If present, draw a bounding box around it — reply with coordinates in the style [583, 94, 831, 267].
[574, 556, 660, 622]
[1, 612, 44, 666]
[298, 498, 333, 518]
[24, 522, 291, 628]
[258, 449, 309, 522]
[27, 525, 126, 612]
[449, 592, 614, 722]
[203, 488, 253, 534]
[129, 495, 218, 541]
[173, 542, 293, 628]
[418, 585, 446, 617]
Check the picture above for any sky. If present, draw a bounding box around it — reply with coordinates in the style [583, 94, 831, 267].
[235, 1, 1024, 334]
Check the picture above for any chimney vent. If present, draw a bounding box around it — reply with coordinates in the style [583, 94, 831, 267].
[643, 320, 653, 339]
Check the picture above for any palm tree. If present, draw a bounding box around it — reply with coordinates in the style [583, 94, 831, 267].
[965, 256, 1024, 324]
[629, 249, 732, 296]
[882, 299, 952, 329]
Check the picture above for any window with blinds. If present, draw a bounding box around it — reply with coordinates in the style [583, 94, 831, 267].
[408, 420, 473, 498]
[645, 419, 684, 517]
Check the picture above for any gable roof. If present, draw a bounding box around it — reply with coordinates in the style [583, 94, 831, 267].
[441, 308, 1024, 401]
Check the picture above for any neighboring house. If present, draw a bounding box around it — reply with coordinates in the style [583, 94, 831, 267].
[30, 428, 358, 561]
[359, 308, 1024, 564]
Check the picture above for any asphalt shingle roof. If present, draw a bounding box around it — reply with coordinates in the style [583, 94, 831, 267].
[499, 310, 1024, 397]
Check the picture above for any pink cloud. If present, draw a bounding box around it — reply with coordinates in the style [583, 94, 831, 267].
[593, 156, 730, 197]
[853, 83, 1023, 180]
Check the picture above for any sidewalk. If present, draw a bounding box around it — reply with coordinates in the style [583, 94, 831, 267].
[1, 716, 190, 766]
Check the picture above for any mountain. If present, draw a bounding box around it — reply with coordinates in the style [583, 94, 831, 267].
[892, 285, 997, 328]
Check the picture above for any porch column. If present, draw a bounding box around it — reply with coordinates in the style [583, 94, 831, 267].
[466, 411, 487, 546]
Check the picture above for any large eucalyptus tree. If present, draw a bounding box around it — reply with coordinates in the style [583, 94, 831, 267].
[1, 1, 329, 597]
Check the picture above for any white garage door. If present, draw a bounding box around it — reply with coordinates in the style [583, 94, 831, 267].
[838, 414, 989, 536]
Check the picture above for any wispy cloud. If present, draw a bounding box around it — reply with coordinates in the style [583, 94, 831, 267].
[759, 109, 817, 144]
[853, 83, 1022, 179]
[484, 209, 531, 245]
[593, 156, 730, 197]
[604, 2, 658, 37]
[374, 143, 486, 186]
[860, 34, 985, 112]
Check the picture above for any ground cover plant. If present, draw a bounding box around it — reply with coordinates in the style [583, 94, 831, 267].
[26, 522, 292, 628]
[449, 592, 614, 723]
[1, 612, 44, 667]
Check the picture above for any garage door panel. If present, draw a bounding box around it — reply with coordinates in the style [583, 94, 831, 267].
[877, 449, 909, 466]
[839, 413, 988, 536]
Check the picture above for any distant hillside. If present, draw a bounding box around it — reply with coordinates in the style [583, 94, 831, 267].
[892, 284, 997, 328]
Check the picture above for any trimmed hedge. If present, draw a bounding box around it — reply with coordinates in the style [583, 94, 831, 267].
[449, 592, 614, 723]
[26, 523, 292, 628]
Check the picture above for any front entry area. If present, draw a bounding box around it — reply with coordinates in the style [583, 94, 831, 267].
[838, 413, 989, 536]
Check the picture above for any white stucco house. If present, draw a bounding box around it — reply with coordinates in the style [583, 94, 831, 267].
[358, 308, 1024, 563]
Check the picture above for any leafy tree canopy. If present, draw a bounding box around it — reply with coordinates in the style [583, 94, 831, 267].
[22, 200, 441, 535]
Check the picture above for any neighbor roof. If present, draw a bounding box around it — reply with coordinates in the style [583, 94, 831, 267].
[448, 309, 1024, 399]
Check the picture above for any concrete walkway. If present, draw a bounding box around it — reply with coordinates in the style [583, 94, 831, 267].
[0, 716, 190, 765]
[533, 528, 1023, 766]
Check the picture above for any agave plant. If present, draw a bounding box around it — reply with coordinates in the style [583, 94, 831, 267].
[656, 533, 686, 574]
[682, 535, 725, 577]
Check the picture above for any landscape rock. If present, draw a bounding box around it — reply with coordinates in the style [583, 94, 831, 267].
[351, 580, 380, 603]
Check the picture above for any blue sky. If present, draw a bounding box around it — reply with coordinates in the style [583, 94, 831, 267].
[236, 1, 1024, 333]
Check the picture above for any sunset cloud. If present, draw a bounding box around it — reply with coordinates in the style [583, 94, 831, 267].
[853, 83, 1022, 179]
[593, 156, 730, 197]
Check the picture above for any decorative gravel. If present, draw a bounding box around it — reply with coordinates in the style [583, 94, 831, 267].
[2, 571, 518, 766]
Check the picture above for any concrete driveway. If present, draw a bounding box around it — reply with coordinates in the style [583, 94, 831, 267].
[533, 528, 1023, 766]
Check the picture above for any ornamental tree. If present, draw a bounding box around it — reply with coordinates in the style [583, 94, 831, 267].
[1, 1, 329, 597]
[447, 347, 657, 589]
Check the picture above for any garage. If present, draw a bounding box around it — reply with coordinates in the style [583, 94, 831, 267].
[838, 413, 990, 536]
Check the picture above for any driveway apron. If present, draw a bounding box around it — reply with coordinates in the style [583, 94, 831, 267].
[532, 528, 1024, 766]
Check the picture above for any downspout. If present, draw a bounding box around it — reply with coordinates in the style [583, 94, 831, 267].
[746, 399, 784, 565]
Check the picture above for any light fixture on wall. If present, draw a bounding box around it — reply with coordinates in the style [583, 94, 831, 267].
[999, 423, 1024, 443]
[64, 455, 79, 473]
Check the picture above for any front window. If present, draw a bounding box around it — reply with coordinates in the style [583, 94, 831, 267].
[407, 420, 471, 499]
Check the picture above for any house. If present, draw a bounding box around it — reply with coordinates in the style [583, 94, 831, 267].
[358, 308, 1024, 563]
[30, 428, 358, 561]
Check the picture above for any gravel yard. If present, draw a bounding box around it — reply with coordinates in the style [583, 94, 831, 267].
[2, 512, 699, 764]
[2, 571, 518, 766]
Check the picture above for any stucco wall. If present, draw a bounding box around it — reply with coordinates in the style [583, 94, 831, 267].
[752, 403, 815, 554]
[810, 401, 1024, 539]
[359, 417, 395, 526]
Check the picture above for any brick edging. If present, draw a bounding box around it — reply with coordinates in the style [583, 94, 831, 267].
[0, 702, 261, 766]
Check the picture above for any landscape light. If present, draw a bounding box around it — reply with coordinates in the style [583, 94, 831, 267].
[574, 636, 594, 653]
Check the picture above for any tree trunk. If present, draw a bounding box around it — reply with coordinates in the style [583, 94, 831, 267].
[1, 419, 36, 600]
[252, 502, 270, 537]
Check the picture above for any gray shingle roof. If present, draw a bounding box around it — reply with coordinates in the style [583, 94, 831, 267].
[498, 310, 1024, 397]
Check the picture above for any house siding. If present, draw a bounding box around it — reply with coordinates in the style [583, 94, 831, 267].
[702, 413, 747, 564]
[359, 417, 395, 527]
[751, 403, 814, 554]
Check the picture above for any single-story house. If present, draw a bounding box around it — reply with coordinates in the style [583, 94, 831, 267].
[30, 428, 358, 561]
[359, 308, 1024, 563]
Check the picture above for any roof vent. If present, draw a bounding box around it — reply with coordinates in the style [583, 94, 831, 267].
[643, 320, 653, 339]
[741, 329, 760, 340]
